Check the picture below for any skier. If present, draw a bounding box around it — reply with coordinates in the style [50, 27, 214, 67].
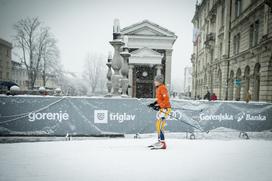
[203, 90, 211, 101]
[211, 93, 217, 101]
[148, 75, 171, 149]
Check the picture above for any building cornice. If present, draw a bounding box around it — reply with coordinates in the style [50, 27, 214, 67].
[0, 38, 12, 48]
[227, 37, 272, 61]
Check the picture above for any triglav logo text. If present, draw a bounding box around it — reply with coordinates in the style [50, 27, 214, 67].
[94, 110, 136, 124]
[28, 111, 69, 122]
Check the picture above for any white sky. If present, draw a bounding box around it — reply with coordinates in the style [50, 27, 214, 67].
[0, 0, 196, 92]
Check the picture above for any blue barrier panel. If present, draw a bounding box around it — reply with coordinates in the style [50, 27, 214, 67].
[0, 96, 271, 135]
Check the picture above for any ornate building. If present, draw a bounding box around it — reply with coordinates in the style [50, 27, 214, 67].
[114, 20, 177, 98]
[191, 0, 272, 102]
[11, 60, 58, 91]
[11, 60, 28, 90]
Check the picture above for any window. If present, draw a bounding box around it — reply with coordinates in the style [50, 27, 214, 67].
[0, 71, 2, 79]
[233, 33, 240, 55]
[254, 20, 259, 46]
[249, 24, 254, 47]
[233, 35, 236, 54]
[210, 49, 214, 63]
[235, 0, 242, 17]
[249, 20, 260, 48]
[219, 43, 223, 58]
[221, 2, 225, 27]
[237, 34, 241, 53]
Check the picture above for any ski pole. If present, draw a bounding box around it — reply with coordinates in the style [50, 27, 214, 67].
[165, 110, 208, 133]
[171, 107, 203, 112]
[148, 106, 209, 133]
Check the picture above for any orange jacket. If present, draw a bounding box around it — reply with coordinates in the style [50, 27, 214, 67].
[156, 84, 171, 108]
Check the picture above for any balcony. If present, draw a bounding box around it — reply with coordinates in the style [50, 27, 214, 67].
[204, 33, 215, 49]
[191, 53, 196, 63]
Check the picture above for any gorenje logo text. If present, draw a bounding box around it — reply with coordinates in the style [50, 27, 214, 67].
[28, 111, 69, 122]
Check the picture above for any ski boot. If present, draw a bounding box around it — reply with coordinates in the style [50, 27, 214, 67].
[150, 141, 167, 150]
[148, 141, 161, 148]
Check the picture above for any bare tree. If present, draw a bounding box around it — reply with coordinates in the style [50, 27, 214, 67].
[41, 36, 60, 87]
[56, 71, 88, 96]
[13, 17, 59, 89]
[83, 53, 107, 94]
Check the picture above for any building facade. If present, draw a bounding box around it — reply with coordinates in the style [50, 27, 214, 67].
[0, 38, 12, 82]
[184, 67, 193, 96]
[11, 60, 58, 90]
[11, 60, 28, 90]
[191, 0, 272, 102]
[120, 20, 177, 98]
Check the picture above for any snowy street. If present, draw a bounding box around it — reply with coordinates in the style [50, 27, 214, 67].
[0, 136, 272, 181]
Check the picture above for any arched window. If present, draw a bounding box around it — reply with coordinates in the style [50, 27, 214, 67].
[204, 73, 207, 87]
[235, 68, 241, 100]
[268, 59, 272, 102]
[253, 63, 261, 101]
[218, 69, 222, 99]
[210, 69, 213, 92]
[228, 70, 234, 100]
[244, 65, 250, 99]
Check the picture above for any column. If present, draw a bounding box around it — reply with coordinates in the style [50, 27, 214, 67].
[120, 41, 131, 97]
[165, 49, 173, 88]
[109, 39, 124, 96]
[259, 61, 271, 101]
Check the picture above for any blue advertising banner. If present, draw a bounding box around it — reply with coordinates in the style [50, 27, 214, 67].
[0, 96, 271, 135]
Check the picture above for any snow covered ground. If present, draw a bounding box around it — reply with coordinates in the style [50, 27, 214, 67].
[0, 136, 272, 181]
